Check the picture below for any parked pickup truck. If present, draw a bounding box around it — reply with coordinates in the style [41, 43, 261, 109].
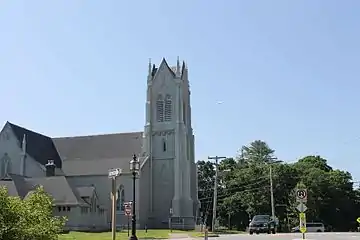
[248, 215, 277, 235]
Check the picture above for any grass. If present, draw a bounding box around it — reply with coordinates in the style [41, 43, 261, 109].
[58, 229, 246, 240]
[58, 230, 174, 240]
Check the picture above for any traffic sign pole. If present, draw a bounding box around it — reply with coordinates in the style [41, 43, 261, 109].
[299, 212, 306, 239]
[296, 186, 307, 240]
[124, 202, 132, 236]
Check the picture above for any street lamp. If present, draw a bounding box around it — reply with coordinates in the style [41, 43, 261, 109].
[129, 154, 140, 240]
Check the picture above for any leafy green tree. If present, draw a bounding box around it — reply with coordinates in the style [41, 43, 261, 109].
[198, 140, 360, 232]
[0, 186, 67, 240]
[239, 140, 276, 164]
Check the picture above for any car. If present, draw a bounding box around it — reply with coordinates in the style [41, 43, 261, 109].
[291, 222, 325, 233]
[248, 215, 277, 235]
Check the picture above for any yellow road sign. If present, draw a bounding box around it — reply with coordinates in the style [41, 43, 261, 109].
[357, 217, 360, 223]
[299, 212, 306, 233]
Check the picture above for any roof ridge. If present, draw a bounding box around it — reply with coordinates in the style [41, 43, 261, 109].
[7, 121, 52, 139]
[52, 131, 143, 139]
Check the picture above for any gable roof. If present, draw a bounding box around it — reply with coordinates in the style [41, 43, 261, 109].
[0, 174, 87, 206]
[52, 132, 143, 162]
[7, 122, 62, 168]
[61, 156, 147, 176]
[25, 176, 84, 205]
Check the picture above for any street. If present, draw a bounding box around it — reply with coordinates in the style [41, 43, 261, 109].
[216, 232, 360, 240]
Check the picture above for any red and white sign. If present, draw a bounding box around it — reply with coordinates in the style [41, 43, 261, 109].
[124, 202, 132, 216]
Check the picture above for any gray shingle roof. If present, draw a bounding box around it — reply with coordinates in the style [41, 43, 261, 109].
[0, 175, 87, 206]
[77, 186, 95, 197]
[52, 131, 144, 176]
[52, 132, 143, 161]
[62, 156, 147, 176]
[7, 122, 62, 168]
[26, 176, 84, 205]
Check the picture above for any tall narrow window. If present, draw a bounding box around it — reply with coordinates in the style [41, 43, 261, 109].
[183, 102, 186, 124]
[162, 138, 167, 152]
[0, 158, 5, 178]
[0, 154, 10, 178]
[156, 95, 164, 122]
[165, 95, 172, 121]
[116, 186, 125, 212]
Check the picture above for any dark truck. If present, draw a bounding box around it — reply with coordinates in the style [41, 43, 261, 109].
[248, 215, 276, 235]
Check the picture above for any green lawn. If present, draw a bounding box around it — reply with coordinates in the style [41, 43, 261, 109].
[58, 229, 244, 240]
[59, 230, 185, 240]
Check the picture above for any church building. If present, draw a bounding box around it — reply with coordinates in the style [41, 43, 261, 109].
[0, 58, 200, 230]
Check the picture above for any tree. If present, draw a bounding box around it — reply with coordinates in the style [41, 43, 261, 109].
[239, 140, 275, 164]
[290, 156, 358, 231]
[197, 139, 360, 232]
[0, 186, 67, 240]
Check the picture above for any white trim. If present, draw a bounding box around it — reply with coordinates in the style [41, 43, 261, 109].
[140, 155, 149, 169]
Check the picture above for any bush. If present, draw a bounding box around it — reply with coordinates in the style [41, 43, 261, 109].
[0, 186, 67, 240]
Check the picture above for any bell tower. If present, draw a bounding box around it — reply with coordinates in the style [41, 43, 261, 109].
[142, 57, 195, 229]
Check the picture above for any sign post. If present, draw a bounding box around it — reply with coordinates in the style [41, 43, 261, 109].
[124, 202, 132, 237]
[299, 213, 306, 235]
[109, 168, 122, 240]
[169, 208, 173, 232]
[296, 185, 308, 240]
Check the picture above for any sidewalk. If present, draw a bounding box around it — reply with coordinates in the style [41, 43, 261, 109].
[169, 233, 193, 239]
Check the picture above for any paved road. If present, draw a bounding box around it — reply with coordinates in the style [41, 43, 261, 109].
[216, 232, 360, 240]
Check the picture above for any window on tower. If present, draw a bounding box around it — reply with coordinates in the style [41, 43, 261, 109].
[183, 102, 186, 124]
[162, 138, 167, 152]
[156, 95, 164, 122]
[165, 95, 172, 121]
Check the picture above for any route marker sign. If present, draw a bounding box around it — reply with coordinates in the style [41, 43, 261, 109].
[296, 202, 307, 212]
[357, 217, 360, 224]
[296, 188, 308, 203]
[124, 202, 132, 216]
[299, 212, 306, 233]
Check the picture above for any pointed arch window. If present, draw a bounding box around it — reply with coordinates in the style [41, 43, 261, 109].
[156, 95, 164, 122]
[183, 102, 186, 124]
[162, 138, 167, 152]
[165, 95, 172, 122]
[116, 185, 125, 212]
[0, 154, 11, 178]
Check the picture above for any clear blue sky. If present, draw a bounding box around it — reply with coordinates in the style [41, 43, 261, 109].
[1, 1, 360, 180]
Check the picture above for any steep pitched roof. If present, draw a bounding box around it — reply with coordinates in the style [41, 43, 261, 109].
[61, 156, 147, 176]
[0, 175, 87, 206]
[52, 132, 143, 161]
[7, 122, 62, 168]
[151, 58, 176, 80]
[25, 176, 85, 205]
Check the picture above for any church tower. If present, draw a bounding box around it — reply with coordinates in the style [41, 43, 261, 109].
[141, 58, 197, 229]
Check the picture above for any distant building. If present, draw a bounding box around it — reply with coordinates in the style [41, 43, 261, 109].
[0, 58, 200, 231]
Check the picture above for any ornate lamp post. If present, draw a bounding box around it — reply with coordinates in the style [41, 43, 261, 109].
[129, 154, 140, 240]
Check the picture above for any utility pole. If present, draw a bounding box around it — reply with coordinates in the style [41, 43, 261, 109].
[269, 165, 275, 221]
[208, 156, 226, 232]
[268, 157, 280, 223]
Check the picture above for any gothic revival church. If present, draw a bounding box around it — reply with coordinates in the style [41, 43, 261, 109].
[0, 58, 200, 230]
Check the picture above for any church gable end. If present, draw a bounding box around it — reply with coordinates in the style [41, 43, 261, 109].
[6, 122, 62, 169]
